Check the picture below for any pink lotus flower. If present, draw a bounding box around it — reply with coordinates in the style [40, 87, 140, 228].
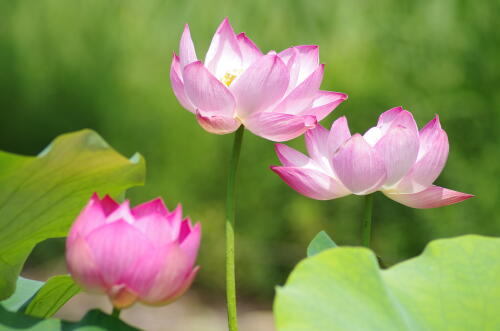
[66, 194, 201, 308]
[271, 107, 473, 208]
[170, 18, 347, 141]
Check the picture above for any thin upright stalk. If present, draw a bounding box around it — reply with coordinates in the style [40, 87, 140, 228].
[361, 194, 374, 247]
[225, 126, 244, 331]
[111, 307, 121, 318]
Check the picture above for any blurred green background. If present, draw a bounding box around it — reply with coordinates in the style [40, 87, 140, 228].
[1, 0, 498, 304]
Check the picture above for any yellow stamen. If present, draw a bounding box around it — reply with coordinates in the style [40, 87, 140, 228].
[222, 72, 238, 86]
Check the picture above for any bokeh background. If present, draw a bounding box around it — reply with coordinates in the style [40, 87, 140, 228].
[1, 0, 499, 329]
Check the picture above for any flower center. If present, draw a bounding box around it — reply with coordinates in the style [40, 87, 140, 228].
[220, 69, 243, 87]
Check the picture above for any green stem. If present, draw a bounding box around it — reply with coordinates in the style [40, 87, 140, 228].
[361, 194, 374, 247]
[111, 307, 121, 318]
[225, 126, 244, 331]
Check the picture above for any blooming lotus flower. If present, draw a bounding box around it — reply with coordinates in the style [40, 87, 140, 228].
[170, 18, 347, 141]
[66, 194, 201, 308]
[271, 107, 473, 208]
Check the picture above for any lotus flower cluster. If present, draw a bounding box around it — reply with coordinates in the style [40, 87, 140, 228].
[66, 194, 201, 308]
[272, 107, 473, 208]
[170, 18, 347, 141]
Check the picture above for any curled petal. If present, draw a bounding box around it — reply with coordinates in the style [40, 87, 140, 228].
[332, 134, 387, 194]
[179, 24, 197, 69]
[85, 220, 153, 287]
[244, 112, 316, 142]
[275, 143, 312, 168]
[273, 65, 325, 115]
[196, 110, 241, 134]
[170, 54, 196, 113]
[205, 18, 242, 79]
[328, 116, 351, 160]
[231, 54, 289, 117]
[395, 118, 449, 193]
[183, 62, 236, 116]
[271, 166, 350, 200]
[237, 33, 262, 68]
[384, 185, 473, 209]
[304, 91, 347, 121]
[375, 125, 419, 186]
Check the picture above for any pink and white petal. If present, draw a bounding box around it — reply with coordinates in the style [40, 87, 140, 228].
[275, 143, 312, 168]
[167, 204, 184, 239]
[332, 134, 387, 194]
[279, 45, 319, 88]
[183, 62, 236, 116]
[179, 24, 197, 69]
[149, 266, 199, 306]
[273, 65, 325, 115]
[303, 91, 347, 121]
[170, 54, 196, 113]
[327, 116, 351, 160]
[68, 193, 108, 242]
[378, 107, 418, 135]
[237, 33, 262, 68]
[244, 112, 316, 142]
[105, 200, 135, 224]
[375, 125, 419, 187]
[132, 215, 173, 247]
[384, 185, 473, 209]
[85, 220, 153, 287]
[205, 18, 242, 78]
[395, 129, 449, 193]
[196, 109, 241, 134]
[66, 235, 105, 292]
[271, 166, 350, 200]
[180, 222, 201, 269]
[417, 115, 446, 159]
[305, 125, 330, 166]
[230, 54, 289, 117]
[132, 198, 169, 218]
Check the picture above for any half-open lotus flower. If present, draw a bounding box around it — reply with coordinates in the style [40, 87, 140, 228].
[271, 107, 473, 208]
[66, 194, 201, 308]
[170, 18, 347, 141]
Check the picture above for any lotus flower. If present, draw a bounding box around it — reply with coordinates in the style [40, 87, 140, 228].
[170, 18, 347, 141]
[271, 107, 473, 208]
[66, 194, 201, 308]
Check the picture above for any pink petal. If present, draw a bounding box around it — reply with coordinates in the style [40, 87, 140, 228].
[132, 214, 173, 246]
[244, 112, 316, 142]
[304, 91, 347, 121]
[332, 134, 387, 194]
[132, 198, 169, 218]
[167, 204, 183, 240]
[151, 266, 199, 306]
[395, 117, 449, 193]
[99, 195, 120, 216]
[374, 125, 419, 186]
[180, 222, 201, 269]
[377, 107, 418, 137]
[328, 116, 352, 160]
[183, 61, 236, 116]
[273, 65, 325, 115]
[195, 109, 241, 134]
[275, 143, 312, 167]
[68, 194, 107, 242]
[205, 18, 243, 79]
[140, 244, 192, 303]
[66, 235, 105, 292]
[105, 200, 135, 224]
[271, 166, 350, 200]
[85, 220, 153, 287]
[236, 33, 262, 68]
[384, 185, 473, 209]
[170, 54, 196, 113]
[230, 53, 289, 118]
[179, 24, 197, 69]
[305, 124, 330, 167]
[278, 45, 319, 89]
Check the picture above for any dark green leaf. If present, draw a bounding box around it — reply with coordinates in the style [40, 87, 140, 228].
[306, 231, 337, 257]
[0, 130, 145, 299]
[275, 235, 500, 331]
[25, 275, 80, 318]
